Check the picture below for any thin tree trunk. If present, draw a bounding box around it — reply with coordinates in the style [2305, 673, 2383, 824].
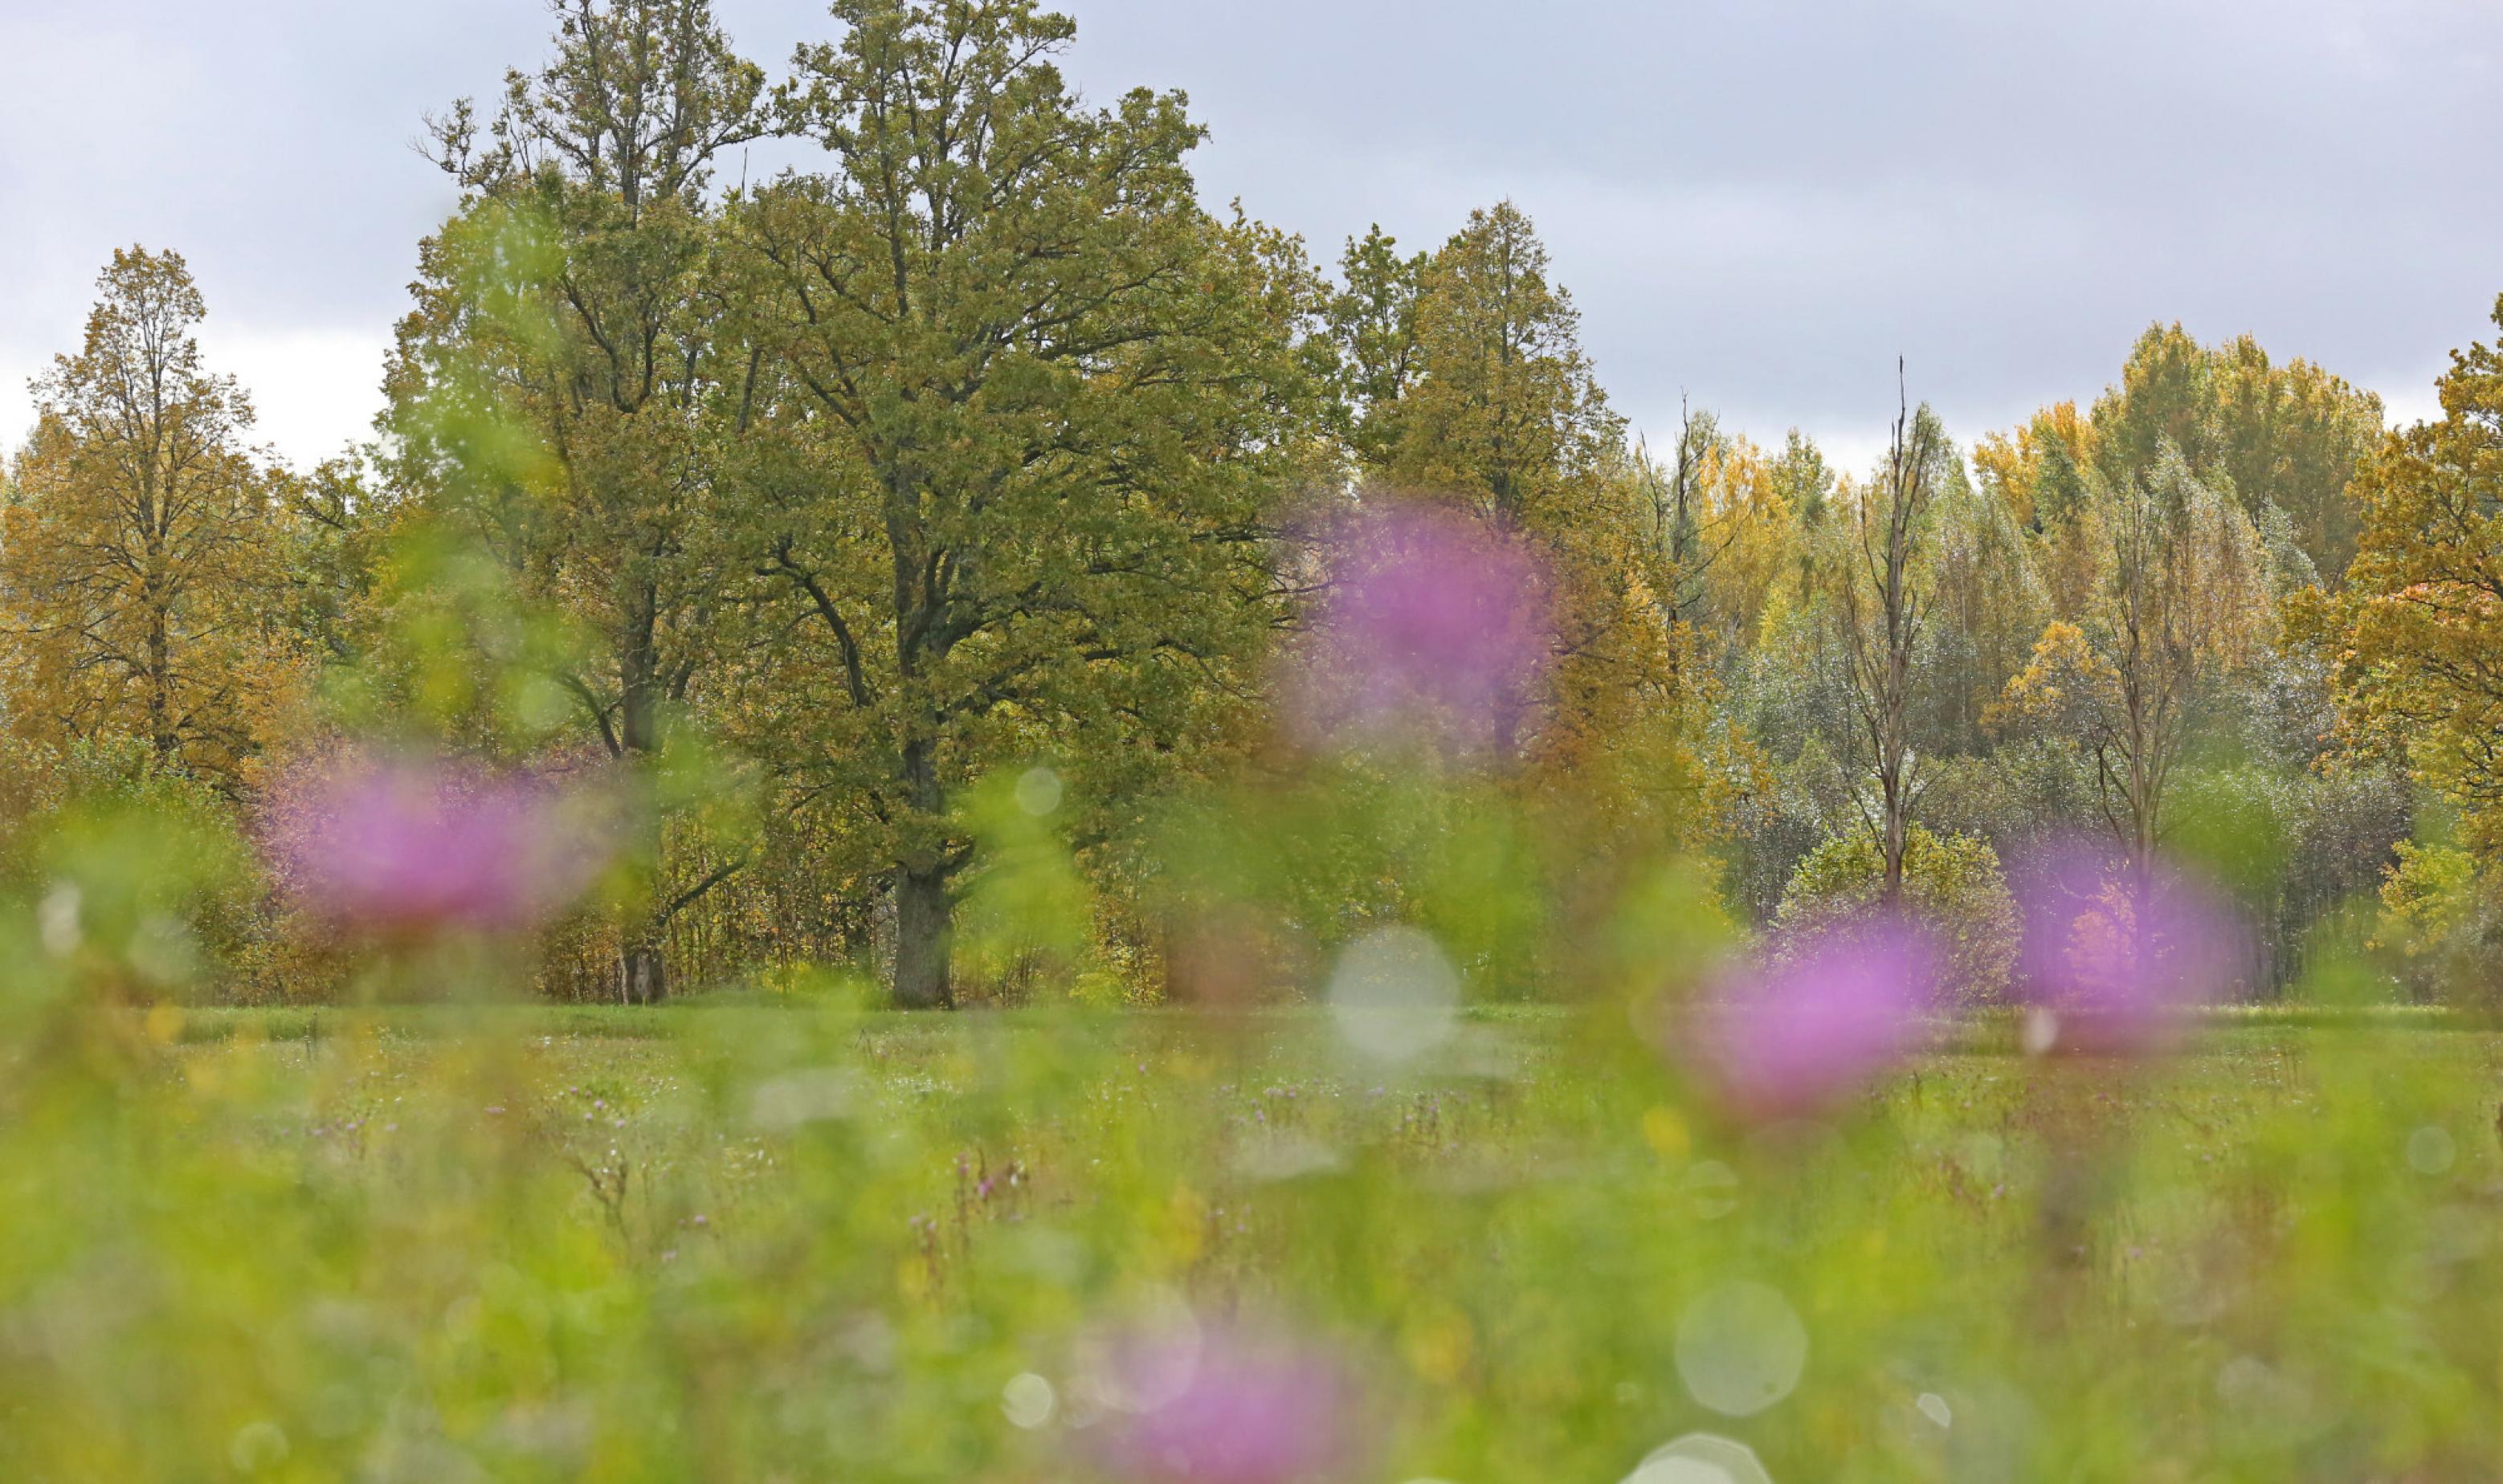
[1881, 768, 1909, 907]
[1852, 366, 1933, 912]
[145, 601, 175, 763]
[616, 596, 670, 1004]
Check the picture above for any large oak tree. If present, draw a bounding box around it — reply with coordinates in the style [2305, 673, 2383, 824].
[730, 0, 1329, 1007]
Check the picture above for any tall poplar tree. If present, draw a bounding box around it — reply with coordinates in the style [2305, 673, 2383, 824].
[1357, 202, 1622, 525]
[2092, 323, 2382, 581]
[1327, 202, 1711, 850]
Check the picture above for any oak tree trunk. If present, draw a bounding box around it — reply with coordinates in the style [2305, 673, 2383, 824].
[892, 865, 953, 1010]
[621, 941, 668, 1005]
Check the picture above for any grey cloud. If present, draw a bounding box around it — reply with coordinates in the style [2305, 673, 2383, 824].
[3, 0, 2497, 467]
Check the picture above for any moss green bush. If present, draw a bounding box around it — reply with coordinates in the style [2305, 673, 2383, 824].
[1773, 826, 2020, 1005]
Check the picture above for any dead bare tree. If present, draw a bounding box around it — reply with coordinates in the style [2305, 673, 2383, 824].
[1835, 362, 1943, 906]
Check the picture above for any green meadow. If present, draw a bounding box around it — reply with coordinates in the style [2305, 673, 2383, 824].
[6, 1003, 2499, 1482]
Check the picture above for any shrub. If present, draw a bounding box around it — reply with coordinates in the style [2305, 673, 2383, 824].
[2375, 840, 2503, 1008]
[1774, 826, 2019, 1005]
[0, 736, 279, 1004]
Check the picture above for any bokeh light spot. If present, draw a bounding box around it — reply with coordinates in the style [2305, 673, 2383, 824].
[1002, 1372, 1056, 1429]
[1327, 925, 1461, 1064]
[1676, 1281, 1808, 1417]
[1622, 1432, 1774, 1484]
[1682, 1160, 1741, 1221]
[1015, 767, 1064, 817]
[37, 882, 81, 958]
[2407, 1125, 2456, 1176]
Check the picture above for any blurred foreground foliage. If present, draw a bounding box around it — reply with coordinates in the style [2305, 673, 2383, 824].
[4, 979, 2503, 1478]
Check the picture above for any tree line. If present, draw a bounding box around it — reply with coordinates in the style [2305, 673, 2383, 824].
[2, 0, 2497, 1009]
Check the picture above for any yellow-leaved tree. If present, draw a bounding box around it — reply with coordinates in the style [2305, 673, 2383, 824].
[0, 248, 303, 790]
[2332, 296, 2503, 855]
[1992, 448, 2272, 860]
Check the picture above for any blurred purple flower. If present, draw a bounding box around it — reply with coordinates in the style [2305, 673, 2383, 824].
[1688, 915, 1941, 1122]
[1292, 503, 1550, 755]
[267, 753, 609, 936]
[2005, 840, 2246, 1052]
[1093, 1322, 1359, 1484]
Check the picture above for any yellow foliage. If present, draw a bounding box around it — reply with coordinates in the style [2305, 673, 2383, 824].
[1974, 401, 2094, 529]
[2338, 296, 2503, 856]
[0, 249, 308, 791]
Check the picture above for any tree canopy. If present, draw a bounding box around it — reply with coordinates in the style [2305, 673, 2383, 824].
[0, 0, 2464, 1011]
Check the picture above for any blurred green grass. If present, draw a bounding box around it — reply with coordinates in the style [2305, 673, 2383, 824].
[157, 998, 2489, 1050]
[7, 1005, 2503, 1480]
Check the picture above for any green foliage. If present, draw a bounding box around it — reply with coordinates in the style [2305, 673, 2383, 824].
[1774, 826, 2019, 1005]
[10, 5, 2503, 1477]
[1986, 448, 2275, 862]
[2166, 760, 2410, 989]
[953, 766, 1105, 1003]
[0, 6, 2496, 1458]
[1152, 758, 1557, 1002]
[2093, 323, 2383, 580]
[2166, 763, 2293, 904]
[2375, 838, 2503, 1008]
[0, 0, 2441, 1022]
[1354, 202, 1623, 519]
[341, 516, 594, 753]
[0, 736, 265, 1008]
[1917, 455, 2051, 754]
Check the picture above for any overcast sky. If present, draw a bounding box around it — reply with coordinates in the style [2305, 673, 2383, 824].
[4, 0, 2497, 474]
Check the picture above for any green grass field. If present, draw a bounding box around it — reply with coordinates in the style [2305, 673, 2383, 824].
[6, 1003, 2502, 1481]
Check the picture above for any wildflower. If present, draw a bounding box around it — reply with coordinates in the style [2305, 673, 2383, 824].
[267, 752, 608, 936]
[1291, 503, 1550, 756]
[1092, 1321, 1359, 1483]
[2006, 840, 2244, 1052]
[1687, 915, 1940, 1121]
